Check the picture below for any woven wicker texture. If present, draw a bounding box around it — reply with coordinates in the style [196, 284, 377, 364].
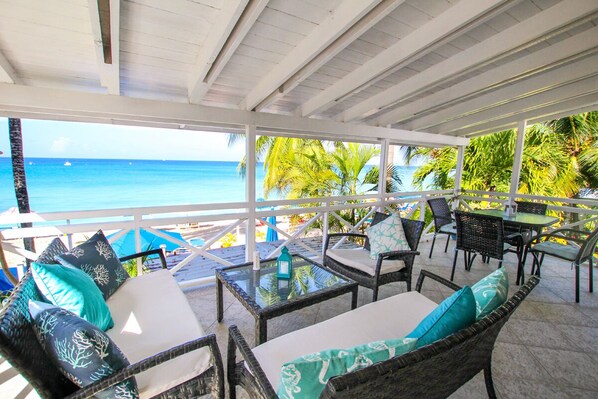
[454, 211, 506, 260]
[427, 197, 455, 258]
[228, 271, 540, 399]
[324, 213, 425, 301]
[515, 201, 548, 215]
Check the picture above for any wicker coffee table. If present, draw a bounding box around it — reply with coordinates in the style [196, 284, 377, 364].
[216, 254, 358, 345]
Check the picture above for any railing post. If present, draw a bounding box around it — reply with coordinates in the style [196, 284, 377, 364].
[245, 125, 257, 262]
[134, 215, 142, 275]
[322, 200, 329, 259]
[378, 138, 390, 211]
[509, 120, 527, 207]
[66, 219, 73, 250]
[453, 145, 465, 211]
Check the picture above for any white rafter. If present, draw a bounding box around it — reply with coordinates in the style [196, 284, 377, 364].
[0, 84, 469, 147]
[357, 0, 598, 126]
[402, 54, 598, 132]
[241, 0, 385, 111]
[297, 0, 513, 118]
[188, 0, 250, 103]
[374, 26, 598, 127]
[87, 0, 120, 95]
[0, 50, 20, 84]
[251, 0, 403, 112]
[188, 0, 268, 104]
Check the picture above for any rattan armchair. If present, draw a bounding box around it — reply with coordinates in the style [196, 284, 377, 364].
[427, 197, 457, 258]
[0, 248, 224, 399]
[227, 270, 540, 399]
[323, 212, 424, 301]
[451, 211, 523, 281]
[529, 226, 598, 302]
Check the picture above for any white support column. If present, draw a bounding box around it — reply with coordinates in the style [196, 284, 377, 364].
[509, 120, 527, 206]
[378, 138, 389, 211]
[322, 200, 329, 259]
[134, 215, 142, 275]
[245, 125, 257, 262]
[453, 145, 465, 210]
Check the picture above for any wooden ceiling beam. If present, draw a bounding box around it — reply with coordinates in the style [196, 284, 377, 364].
[188, 0, 268, 104]
[241, 0, 392, 111]
[88, 0, 120, 95]
[356, 0, 598, 126]
[297, 0, 513, 118]
[0, 50, 20, 84]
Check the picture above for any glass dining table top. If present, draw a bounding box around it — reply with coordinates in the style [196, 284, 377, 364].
[217, 254, 352, 309]
[473, 209, 559, 228]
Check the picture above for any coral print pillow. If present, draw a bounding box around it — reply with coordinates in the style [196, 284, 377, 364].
[55, 230, 129, 299]
[29, 301, 138, 399]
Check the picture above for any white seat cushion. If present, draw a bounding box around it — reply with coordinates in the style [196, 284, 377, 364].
[327, 248, 405, 276]
[106, 270, 211, 399]
[251, 291, 437, 391]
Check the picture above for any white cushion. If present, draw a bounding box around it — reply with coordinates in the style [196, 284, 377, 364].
[327, 248, 405, 276]
[106, 270, 211, 399]
[251, 291, 437, 391]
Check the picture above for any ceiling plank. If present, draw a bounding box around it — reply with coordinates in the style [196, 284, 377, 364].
[241, 0, 387, 111]
[0, 83, 469, 147]
[188, 0, 268, 104]
[0, 50, 21, 84]
[88, 0, 120, 95]
[297, 0, 513, 118]
[402, 54, 598, 132]
[353, 0, 598, 126]
[374, 25, 598, 127]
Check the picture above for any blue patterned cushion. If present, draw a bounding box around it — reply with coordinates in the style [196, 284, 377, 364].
[36, 238, 68, 264]
[407, 286, 476, 347]
[471, 268, 509, 320]
[366, 214, 409, 260]
[277, 338, 417, 399]
[29, 301, 138, 399]
[55, 231, 128, 299]
[31, 262, 113, 331]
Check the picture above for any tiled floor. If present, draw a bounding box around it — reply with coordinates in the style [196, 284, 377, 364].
[3, 239, 597, 398]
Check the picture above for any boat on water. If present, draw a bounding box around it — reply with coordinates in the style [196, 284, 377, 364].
[64, 161, 71, 166]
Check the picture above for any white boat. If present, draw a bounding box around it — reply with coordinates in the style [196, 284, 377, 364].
[64, 161, 71, 166]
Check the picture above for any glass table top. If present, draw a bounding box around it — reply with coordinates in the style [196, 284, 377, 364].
[219, 255, 350, 309]
[473, 209, 559, 227]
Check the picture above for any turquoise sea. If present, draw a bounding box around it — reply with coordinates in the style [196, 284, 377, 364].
[0, 158, 419, 213]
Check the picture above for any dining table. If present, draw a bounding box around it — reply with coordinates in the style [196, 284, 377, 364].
[472, 208, 560, 284]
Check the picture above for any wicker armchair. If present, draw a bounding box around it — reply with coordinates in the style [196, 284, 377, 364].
[323, 212, 424, 301]
[451, 211, 523, 282]
[227, 270, 540, 399]
[427, 197, 457, 258]
[529, 226, 598, 303]
[0, 249, 224, 399]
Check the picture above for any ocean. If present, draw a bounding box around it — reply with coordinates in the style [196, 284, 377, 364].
[0, 158, 419, 213]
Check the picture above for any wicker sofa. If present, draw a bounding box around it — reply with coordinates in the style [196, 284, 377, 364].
[227, 270, 539, 399]
[0, 244, 224, 399]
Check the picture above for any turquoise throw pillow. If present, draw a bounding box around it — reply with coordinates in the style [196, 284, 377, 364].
[472, 267, 509, 320]
[277, 338, 417, 399]
[407, 286, 476, 348]
[31, 262, 114, 331]
[366, 213, 410, 260]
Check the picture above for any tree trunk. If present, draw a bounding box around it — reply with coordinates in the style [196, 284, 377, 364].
[9, 118, 35, 259]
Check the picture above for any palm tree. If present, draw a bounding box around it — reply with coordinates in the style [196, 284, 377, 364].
[9, 118, 35, 257]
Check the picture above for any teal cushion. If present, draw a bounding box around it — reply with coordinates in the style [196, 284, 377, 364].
[407, 286, 476, 348]
[471, 268, 509, 320]
[277, 337, 417, 399]
[29, 301, 138, 399]
[366, 213, 410, 260]
[31, 262, 114, 331]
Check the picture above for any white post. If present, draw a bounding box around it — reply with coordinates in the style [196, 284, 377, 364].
[378, 138, 390, 211]
[322, 200, 329, 259]
[453, 145, 465, 210]
[509, 120, 527, 206]
[245, 125, 257, 262]
[134, 215, 142, 275]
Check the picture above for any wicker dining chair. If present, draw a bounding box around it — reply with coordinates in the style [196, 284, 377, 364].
[324, 212, 424, 301]
[529, 226, 598, 302]
[427, 197, 457, 258]
[505, 201, 549, 274]
[451, 211, 523, 281]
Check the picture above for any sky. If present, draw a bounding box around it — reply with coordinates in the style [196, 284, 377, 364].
[0, 117, 409, 164]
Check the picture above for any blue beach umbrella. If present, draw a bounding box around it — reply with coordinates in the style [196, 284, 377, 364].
[107, 228, 185, 257]
[266, 215, 279, 242]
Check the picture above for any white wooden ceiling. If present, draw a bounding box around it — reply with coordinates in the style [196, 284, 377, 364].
[0, 0, 597, 139]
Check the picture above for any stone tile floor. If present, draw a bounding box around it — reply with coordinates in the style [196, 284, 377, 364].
[3, 239, 597, 398]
